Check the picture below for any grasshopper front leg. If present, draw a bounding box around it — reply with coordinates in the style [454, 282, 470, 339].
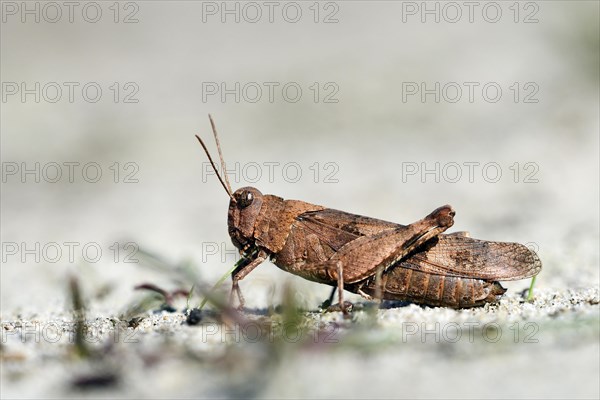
[230, 249, 268, 309]
[324, 205, 455, 309]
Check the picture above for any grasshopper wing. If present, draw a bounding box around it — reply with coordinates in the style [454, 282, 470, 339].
[297, 206, 455, 283]
[399, 235, 542, 280]
[298, 209, 399, 239]
[294, 208, 400, 253]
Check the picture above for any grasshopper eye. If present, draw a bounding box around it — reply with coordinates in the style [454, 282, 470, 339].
[238, 190, 254, 208]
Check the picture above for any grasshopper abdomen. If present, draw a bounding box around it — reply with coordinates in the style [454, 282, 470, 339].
[354, 268, 506, 308]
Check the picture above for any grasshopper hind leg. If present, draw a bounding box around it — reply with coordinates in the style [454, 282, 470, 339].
[324, 261, 353, 315]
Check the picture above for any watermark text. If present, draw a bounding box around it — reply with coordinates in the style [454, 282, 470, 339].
[2, 162, 140, 183]
[400, 161, 539, 183]
[2, 82, 140, 103]
[1, 1, 140, 23]
[202, 161, 340, 184]
[202, 82, 339, 103]
[1, 241, 139, 264]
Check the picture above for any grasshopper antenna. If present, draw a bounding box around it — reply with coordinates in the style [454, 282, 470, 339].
[208, 114, 234, 196]
[195, 121, 236, 203]
[195, 134, 236, 203]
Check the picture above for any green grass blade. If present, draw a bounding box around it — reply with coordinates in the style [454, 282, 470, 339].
[527, 275, 537, 301]
[198, 259, 241, 310]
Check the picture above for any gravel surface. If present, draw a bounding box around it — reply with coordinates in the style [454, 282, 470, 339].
[1, 287, 599, 399]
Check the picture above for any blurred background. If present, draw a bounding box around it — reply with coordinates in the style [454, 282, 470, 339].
[1, 1, 598, 398]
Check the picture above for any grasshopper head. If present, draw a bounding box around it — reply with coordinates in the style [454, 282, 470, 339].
[227, 187, 264, 252]
[195, 116, 265, 254]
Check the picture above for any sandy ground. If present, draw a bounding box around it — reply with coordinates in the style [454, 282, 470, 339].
[1, 288, 599, 399]
[1, 1, 599, 399]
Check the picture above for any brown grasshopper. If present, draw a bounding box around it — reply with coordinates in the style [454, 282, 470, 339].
[196, 115, 542, 310]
